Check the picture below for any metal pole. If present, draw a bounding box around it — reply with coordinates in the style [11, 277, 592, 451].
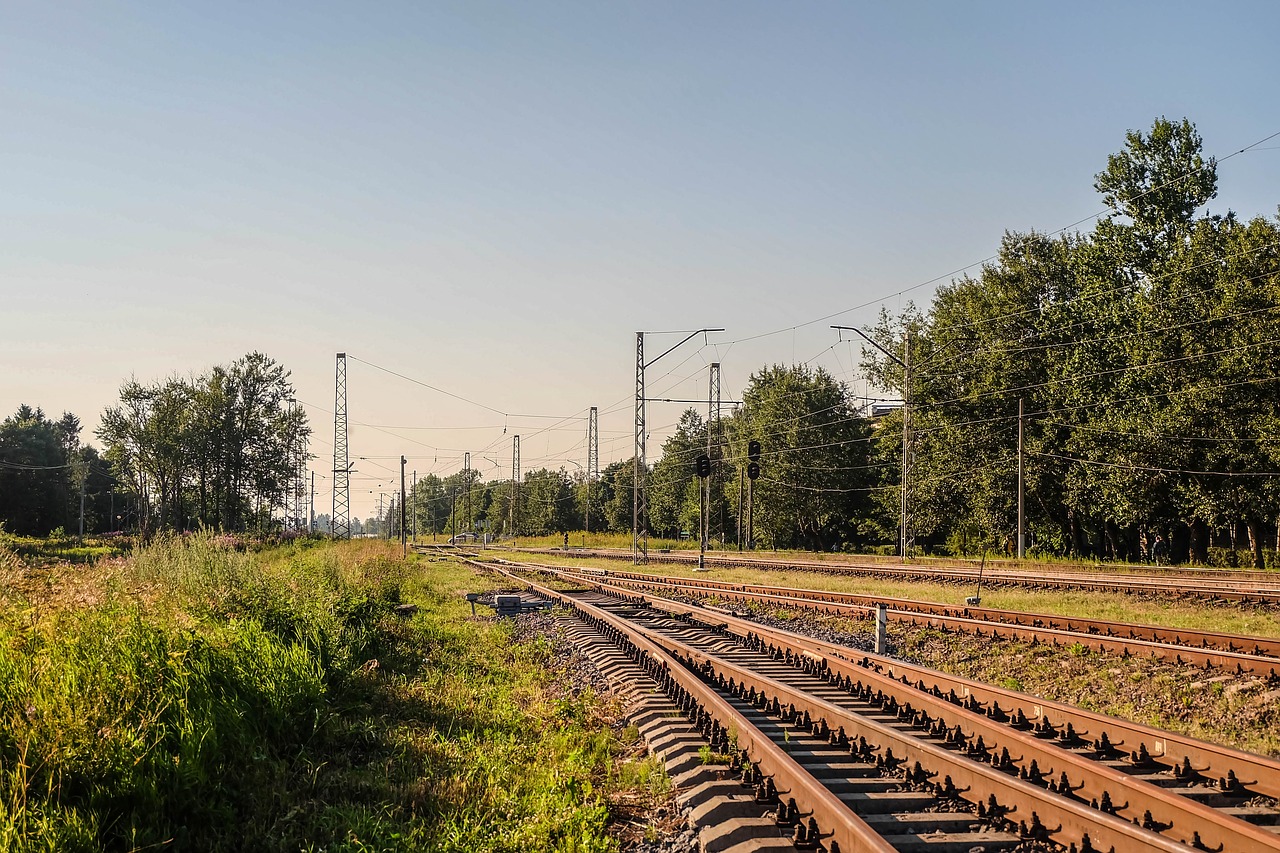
[464, 452, 472, 535]
[738, 464, 745, 551]
[709, 362, 721, 547]
[831, 326, 912, 562]
[412, 470, 417, 543]
[747, 477, 755, 550]
[400, 455, 408, 558]
[901, 331, 912, 562]
[310, 472, 316, 533]
[875, 603, 888, 654]
[698, 480, 706, 570]
[1017, 398, 1025, 560]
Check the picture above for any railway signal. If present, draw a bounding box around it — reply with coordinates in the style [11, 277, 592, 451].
[694, 454, 711, 570]
[695, 454, 711, 478]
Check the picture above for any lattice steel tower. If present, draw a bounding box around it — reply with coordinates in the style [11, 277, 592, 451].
[511, 435, 520, 538]
[586, 407, 598, 536]
[633, 333, 647, 564]
[332, 353, 351, 539]
[587, 406, 599, 483]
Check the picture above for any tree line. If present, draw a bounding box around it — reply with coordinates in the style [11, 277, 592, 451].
[862, 117, 1280, 566]
[1, 352, 309, 537]
[384, 118, 1280, 567]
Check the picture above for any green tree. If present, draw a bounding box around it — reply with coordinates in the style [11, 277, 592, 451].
[732, 365, 877, 550]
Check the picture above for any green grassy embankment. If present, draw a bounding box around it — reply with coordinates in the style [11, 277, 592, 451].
[0, 535, 666, 852]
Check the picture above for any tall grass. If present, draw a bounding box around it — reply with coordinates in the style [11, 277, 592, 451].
[0, 535, 658, 851]
[0, 533, 403, 851]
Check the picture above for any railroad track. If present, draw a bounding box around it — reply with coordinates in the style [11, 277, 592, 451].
[522, 562, 1280, 678]
[507, 545, 1280, 605]
[466, 556, 1280, 852]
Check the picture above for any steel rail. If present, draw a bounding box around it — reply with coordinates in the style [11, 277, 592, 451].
[524, 544, 1280, 585]
[543, 565, 1280, 677]
[499, 569, 900, 853]
[625, 608, 1280, 853]
[589, 565, 1280, 656]
[491, 559, 1280, 808]
[516, 545, 1280, 603]
[493, 564, 1217, 853]
[490, 542, 1280, 581]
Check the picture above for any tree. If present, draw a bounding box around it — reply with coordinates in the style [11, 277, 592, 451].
[731, 365, 877, 550]
[0, 407, 68, 534]
[1094, 117, 1217, 262]
[97, 353, 310, 535]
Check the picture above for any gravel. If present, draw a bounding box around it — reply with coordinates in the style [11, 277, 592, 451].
[498, 596, 697, 852]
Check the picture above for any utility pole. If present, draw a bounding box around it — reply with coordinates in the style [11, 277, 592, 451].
[412, 470, 417, 543]
[400, 455, 408, 558]
[634, 328, 724, 565]
[738, 464, 745, 551]
[1017, 398, 1025, 560]
[833, 325, 912, 562]
[902, 330, 913, 559]
[310, 472, 315, 533]
[332, 353, 351, 539]
[450, 489, 456, 542]
[511, 435, 520, 545]
[708, 362, 721, 549]
[78, 468, 86, 540]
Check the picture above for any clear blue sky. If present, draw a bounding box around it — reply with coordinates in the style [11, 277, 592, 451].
[3, 1, 1277, 518]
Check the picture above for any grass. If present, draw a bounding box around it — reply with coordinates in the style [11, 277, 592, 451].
[0, 534, 665, 851]
[0, 528, 129, 566]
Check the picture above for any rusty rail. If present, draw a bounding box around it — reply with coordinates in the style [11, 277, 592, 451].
[541, 564, 1280, 677]
[484, 559, 1280, 848]
[509, 545, 1280, 604]
[511, 575, 898, 851]
[493, 564, 1241, 853]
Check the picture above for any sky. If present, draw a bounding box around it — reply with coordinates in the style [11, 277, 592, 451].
[3, 1, 1278, 519]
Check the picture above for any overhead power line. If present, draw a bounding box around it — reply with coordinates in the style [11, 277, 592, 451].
[719, 126, 1280, 349]
[1031, 450, 1280, 478]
